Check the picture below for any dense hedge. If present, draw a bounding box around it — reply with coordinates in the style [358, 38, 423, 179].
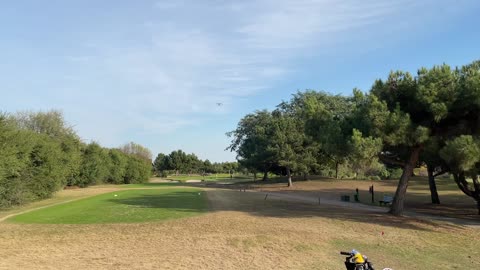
[0, 112, 152, 208]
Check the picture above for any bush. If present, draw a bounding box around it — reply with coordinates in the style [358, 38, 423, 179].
[106, 149, 128, 184]
[0, 111, 154, 208]
[124, 157, 151, 184]
[388, 168, 404, 179]
[21, 133, 66, 199]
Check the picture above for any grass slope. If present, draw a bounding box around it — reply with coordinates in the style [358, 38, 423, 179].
[8, 188, 206, 224]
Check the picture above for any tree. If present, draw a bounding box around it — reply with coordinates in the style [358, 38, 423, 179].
[124, 156, 151, 184]
[0, 115, 35, 207]
[299, 91, 352, 179]
[202, 159, 214, 174]
[268, 111, 306, 187]
[421, 138, 448, 204]
[78, 142, 109, 187]
[106, 149, 128, 184]
[227, 110, 277, 180]
[364, 62, 477, 215]
[167, 150, 188, 175]
[277, 91, 324, 180]
[11, 110, 83, 187]
[348, 129, 383, 178]
[153, 153, 168, 175]
[440, 136, 480, 214]
[13, 110, 77, 138]
[120, 142, 153, 163]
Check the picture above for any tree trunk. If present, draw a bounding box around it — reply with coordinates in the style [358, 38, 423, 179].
[303, 172, 308, 181]
[335, 162, 339, 179]
[389, 146, 422, 216]
[427, 164, 440, 204]
[253, 172, 257, 181]
[453, 172, 480, 215]
[262, 170, 268, 181]
[287, 166, 293, 187]
[472, 175, 480, 215]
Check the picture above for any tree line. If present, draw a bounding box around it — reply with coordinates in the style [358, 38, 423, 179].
[0, 110, 152, 208]
[153, 150, 238, 177]
[227, 60, 480, 215]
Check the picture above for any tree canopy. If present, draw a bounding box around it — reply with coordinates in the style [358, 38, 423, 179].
[227, 60, 480, 215]
[0, 110, 152, 208]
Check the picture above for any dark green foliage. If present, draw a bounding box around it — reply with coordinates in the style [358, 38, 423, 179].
[154, 150, 239, 176]
[22, 133, 66, 199]
[228, 60, 480, 215]
[106, 149, 128, 184]
[76, 142, 109, 187]
[0, 111, 153, 208]
[124, 156, 151, 184]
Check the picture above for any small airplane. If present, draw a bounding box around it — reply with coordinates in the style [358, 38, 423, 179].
[216, 103, 223, 106]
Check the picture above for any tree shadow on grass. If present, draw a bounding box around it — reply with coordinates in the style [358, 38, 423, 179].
[107, 191, 206, 214]
[205, 190, 469, 232]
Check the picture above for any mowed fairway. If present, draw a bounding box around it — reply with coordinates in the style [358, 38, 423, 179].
[8, 188, 206, 224]
[0, 184, 479, 269]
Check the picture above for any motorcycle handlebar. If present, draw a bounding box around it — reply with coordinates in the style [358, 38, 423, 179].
[340, 251, 352, 255]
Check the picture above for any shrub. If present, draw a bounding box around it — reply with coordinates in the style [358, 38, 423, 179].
[388, 168, 404, 180]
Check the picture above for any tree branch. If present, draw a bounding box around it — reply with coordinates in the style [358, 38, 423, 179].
[378, 154, 405, 167]
[433, 169, 448, 177]
[453, 172, 474, 197]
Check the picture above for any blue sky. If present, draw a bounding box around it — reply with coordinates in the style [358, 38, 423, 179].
[1, 0, 479, 162]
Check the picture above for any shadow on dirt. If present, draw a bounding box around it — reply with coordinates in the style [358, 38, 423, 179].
[218, 190, 476, 231]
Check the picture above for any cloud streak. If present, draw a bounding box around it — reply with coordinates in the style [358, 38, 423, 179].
[17, 0, 474, 154]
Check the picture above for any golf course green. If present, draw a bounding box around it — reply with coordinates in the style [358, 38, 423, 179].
[8, 188, 207, 224]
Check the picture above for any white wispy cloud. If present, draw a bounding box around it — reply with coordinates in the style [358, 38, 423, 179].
[56, 0, 474, 148]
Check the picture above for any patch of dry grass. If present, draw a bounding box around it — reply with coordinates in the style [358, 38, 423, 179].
[0, 187, 479, 269]
[254, 176, 480, 219]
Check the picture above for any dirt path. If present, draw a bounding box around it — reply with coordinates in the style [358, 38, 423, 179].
[242, 189, 480, 228]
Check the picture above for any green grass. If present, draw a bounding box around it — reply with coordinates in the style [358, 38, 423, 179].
[8, 188, 207, 224]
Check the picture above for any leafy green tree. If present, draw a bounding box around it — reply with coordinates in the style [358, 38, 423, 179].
[202, 159, 214, 174]
[440, 136, 480, 214]
[0, 115, 33, 207]
[348, 129, 383, 178]
[124, 156, 151, 184]
[21, 133, 66, 199]
[12, 110, 83, 187]
[363, 62, 478, 215]
[106, 149, 128, 184]
[300, 91, 352, 179]
[227, 110, 277, 180]
[420, 138, 448, 204]
[153, 153, 169, 175]
[167, 150, 188, 175]
[77, 142, 109, 187]
[267, 111, 306, 186]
